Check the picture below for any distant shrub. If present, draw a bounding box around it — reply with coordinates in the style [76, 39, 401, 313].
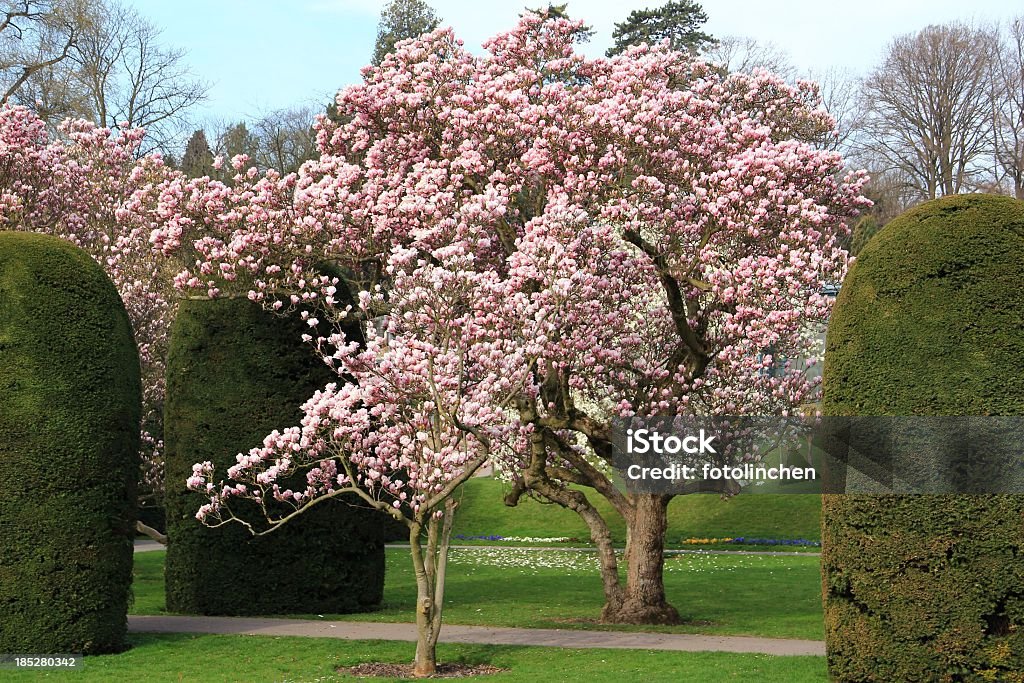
[848, 214, 882, 256]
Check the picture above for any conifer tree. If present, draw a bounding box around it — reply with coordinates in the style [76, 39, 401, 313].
[607, 1, 715, 57]
[371, 0, 441, 66]
[180, 129, 213, 179]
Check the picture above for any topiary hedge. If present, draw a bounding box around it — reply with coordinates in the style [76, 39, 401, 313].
[164, 297, 386, 615]
[821, 194, 1024, 682]
[0, 231, 141, 655]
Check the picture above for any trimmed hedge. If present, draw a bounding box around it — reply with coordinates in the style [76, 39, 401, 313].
[0, 231, 141, 655]
[823, 193, 1024, 417]
[821, 194, 1024, 682]
[164, 297, 386, 615]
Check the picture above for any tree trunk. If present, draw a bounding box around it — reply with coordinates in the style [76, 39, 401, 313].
[412, 597, 438, 678]
[515, 429, 628, 616]
[602, 494, 680, 625]
[409, 498, 456, 677]
[135, 519, 167, 544]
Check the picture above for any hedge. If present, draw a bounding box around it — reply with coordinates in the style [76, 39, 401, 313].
[0, 231, 141, 655]
[163, 297, 386, 615]
[821, 194, 1024, 682]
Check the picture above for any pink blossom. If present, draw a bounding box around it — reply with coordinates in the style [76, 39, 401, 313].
[145, 15, 868, 527]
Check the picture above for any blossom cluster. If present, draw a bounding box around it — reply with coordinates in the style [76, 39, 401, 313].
[449, 547, 601, 575]
[169, 14, 868, 525]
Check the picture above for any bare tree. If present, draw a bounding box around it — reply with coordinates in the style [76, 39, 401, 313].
[251, 105, 318, 175]
[200, 108, 318, 179]
[857, 22, 998, 201]
[70, 1, 207, 152]
[0, 0, 87, 103]
[993, 17, 1024, 199]
[702, 35, 795, 80]
[10, 45, 91, 123]
[809, 67, 863, 154]
[1, 0, 207, 152]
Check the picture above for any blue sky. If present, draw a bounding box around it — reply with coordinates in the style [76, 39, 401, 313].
[126, 0, 1023, 124]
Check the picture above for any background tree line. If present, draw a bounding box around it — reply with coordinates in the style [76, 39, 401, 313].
[0, 0, 206, 152]
[606, 3, 1024, 253]
[4, 0, 1020, 228]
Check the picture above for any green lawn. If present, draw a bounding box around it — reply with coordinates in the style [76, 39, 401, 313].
[132, 548, 824, 641]
[449, 479, 822, 547]
[0, 634, 827, 682]
[115, 484, 825, 681]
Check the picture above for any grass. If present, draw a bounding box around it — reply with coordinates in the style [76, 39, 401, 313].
[132, 548, 825, 641]
[449, 479, 822, 547]
[114, 482, 825, 680]
[0, 633, 828, 682]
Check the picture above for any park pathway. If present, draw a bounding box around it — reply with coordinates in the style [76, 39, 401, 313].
[128, 615, 825, 656]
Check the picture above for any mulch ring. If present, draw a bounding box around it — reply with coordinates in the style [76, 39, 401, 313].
[340, 662, 505, 679]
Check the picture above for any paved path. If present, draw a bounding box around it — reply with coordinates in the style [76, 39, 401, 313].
[128, 615, 824, 656]
[133, 540, 819, 558]
[135, 540, 165, 553]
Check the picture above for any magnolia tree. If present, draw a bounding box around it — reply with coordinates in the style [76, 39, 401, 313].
[0, 106, 176, 532]
[158, 11, 867, 663]
[184, 252, 529, 675]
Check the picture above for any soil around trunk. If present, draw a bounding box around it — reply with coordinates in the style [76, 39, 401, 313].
[340, 662, 506, 678]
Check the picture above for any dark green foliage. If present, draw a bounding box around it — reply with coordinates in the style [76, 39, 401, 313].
[371, 0, 441, 67]
[847, 215, 882, 256]
[163, 297, 386, 615]
[524, 4, 594, 42]
[0, 231, 141, 655]
[822, 496, 1024, 682]
[821, 194, 1024, 682]
[325, 100, 346, 126]
[180, 129, 214, 179]
[220, 122, 256, 160]
[532, 2, 570, 19]
[606, 0, 715, 57]
[211, 123, 259, 184]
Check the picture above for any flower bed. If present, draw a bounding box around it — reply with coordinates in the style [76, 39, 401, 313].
[453, 534, 581, 543]
[727, 537, 820, 547]
[679, 537, 820, 547]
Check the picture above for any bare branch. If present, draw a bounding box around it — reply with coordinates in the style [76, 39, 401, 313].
[855, 22, 999, 201]
[135, 519, 167, 545]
